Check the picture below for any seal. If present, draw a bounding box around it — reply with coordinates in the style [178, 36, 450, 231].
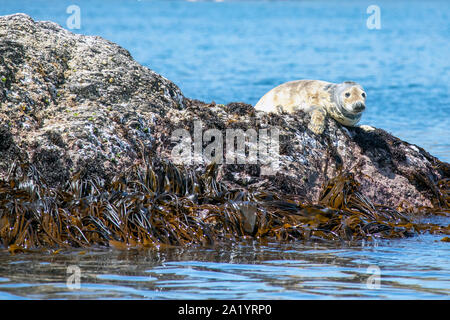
[254, 80, 368, 134]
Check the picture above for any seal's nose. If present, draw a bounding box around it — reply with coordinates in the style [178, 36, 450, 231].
[353, 102, 365, 112]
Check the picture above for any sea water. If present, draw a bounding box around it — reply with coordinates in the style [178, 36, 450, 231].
[0, 0, 448, 299]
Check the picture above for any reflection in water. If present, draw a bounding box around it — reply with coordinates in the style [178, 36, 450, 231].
[0, 234, 448, 299]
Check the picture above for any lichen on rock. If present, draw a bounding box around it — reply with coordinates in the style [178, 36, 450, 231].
[0, 13, 183, 186]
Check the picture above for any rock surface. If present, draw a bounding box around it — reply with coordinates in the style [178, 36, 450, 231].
[0, 13, 183, 186]
[0, 13, 448, 210]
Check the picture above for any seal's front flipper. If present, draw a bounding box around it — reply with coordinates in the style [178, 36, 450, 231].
[308, 108, 326, 135]
[359, 124, 375, 132]
[275, 105, 285, 114]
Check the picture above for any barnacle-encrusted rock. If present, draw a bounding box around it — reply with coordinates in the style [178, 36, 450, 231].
[159, 99, 448, 209]
[0, 13, 183, 185]
[0, 13, 448, 211]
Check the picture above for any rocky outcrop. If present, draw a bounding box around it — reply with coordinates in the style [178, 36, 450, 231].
[0, 13, 183, 186]
[0, 13, 448, 212]
[158, 99, 448, 210]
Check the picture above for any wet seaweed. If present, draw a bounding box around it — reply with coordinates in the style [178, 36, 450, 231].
[0, 157, 449, 253]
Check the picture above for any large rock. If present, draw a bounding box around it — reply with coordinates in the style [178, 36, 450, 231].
[159, 99, 448, 209]
[0, 13, 183, 185]
[0, 13, 448, 211]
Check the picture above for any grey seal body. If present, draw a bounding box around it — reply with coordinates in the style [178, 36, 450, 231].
[254, 80, 368, 134]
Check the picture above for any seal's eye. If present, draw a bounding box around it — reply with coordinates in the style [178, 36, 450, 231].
[345, 92, 351, 98]
[362, 92, 366, 98]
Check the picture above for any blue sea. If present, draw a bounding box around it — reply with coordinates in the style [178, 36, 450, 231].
[0, 0, 449, 300]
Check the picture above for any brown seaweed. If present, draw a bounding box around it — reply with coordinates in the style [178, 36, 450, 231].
[0, 158, 449, 253]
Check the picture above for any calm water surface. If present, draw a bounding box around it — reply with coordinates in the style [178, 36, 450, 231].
[0, 233, 449, 299]
[0, 0, 449, 299]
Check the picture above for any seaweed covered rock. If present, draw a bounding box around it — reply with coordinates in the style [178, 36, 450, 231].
[0, 13, 448, 218]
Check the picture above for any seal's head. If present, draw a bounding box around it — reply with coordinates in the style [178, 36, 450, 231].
[332, 81, 367, 126]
